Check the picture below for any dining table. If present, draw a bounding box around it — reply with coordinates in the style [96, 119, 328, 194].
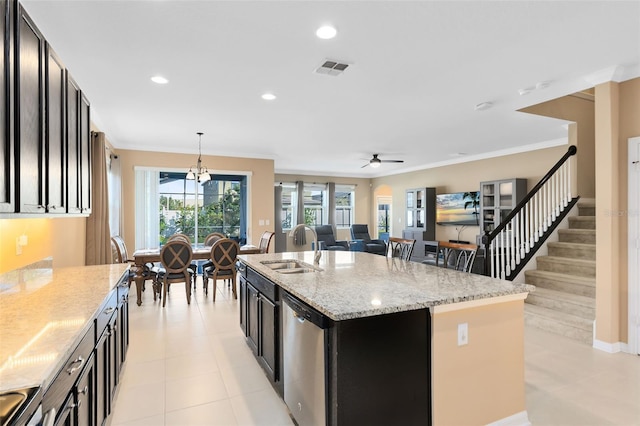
[131, 244, 263, 306]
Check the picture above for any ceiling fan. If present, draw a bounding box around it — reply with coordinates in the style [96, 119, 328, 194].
[361, 154, 404, 168]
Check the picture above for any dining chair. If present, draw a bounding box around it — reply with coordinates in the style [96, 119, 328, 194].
[167, 233, 198, 288]
[203, 238, 240, 301]
[258, 231, 275, 253]
[438, 241, 478, 273]
[155, 239, 194, 307]
[386, 237, 416, 261]
[111, 236, 156, 289]
[204, 232, 225, 247]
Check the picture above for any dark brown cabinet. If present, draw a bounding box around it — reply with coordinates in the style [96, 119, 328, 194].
[16, 3, 45, 213]
[0, 1, 91, 216]
[239, 267, 280, 388]
[75, 353, 95, 426]
[45, 44, 66, 213]
[0, 0, 15, 213]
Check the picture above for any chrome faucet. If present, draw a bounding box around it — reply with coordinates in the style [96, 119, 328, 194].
[289, 224, 321, 265]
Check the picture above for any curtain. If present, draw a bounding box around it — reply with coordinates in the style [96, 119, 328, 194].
[328, 182, 336, 228]
[108, 154, 122, 236]
[134, 169, 160, 249]
[293, 181, 306, 245]
[85, 132, 112, 265]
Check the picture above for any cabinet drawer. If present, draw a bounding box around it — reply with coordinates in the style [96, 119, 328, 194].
[246, 267, 277, 302]
[95, 290, 117, 336]
[42, 323, 95, 419]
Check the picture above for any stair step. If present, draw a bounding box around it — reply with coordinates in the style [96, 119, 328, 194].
[536, 255, 595, 278]
[524, 269, 595, 297]
[569, 216, 595, 230]
[558, 228, 596, 244]
[548, 241, 596, 261]
[578, 206, 595, 216]
[524, 304, 593, 344]
[526, 287, 595, 319]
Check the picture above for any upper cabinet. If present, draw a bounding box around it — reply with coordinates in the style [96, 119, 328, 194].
[403, 187, 436, 242]
[0, 0, 15, 213]
[16, 3, 45, 213]
[1, 1, 91, 216]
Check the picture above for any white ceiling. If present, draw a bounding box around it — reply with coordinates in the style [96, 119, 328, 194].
[21, 0, 640, 178]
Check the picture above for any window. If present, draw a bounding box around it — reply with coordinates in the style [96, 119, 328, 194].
[303, 184, 327, 226]
[280, 183, 296, 230]
[135, 168, 247, 248]
[335, 185, 355, 228]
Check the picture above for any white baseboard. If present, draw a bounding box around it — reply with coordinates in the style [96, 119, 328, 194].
[487, 411, 531, 426]
[593, 338, 623, 353]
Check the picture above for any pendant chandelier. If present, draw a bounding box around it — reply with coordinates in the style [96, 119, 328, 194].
[186, 132, 211, 183]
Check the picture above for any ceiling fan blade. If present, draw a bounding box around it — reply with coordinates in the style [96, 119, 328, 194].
[361, 162, 371, 168]
[380, 159, 404, 163]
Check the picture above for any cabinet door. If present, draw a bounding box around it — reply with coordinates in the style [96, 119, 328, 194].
[45, 44, 66, 213]
[16, 5, 45, 213]
[246, 283, 259, 355]
[259, 295, 277, 381]
[55, 393, 76, 426]
[0, 0, 15, 213]
[79, 93, 90, 213]
[118, 290, 129, 365]
[75, 353, 95, 426]
[95, 330, 109, 426]
[108, 313, 119, 403]
[239, 275, 247, 335]
[66, 73, 81, 213]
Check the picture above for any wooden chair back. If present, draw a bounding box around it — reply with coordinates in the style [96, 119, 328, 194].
[168, 233, 191, 243]
[160, 239, 193, 273]
[204, 232, 226, 247]
[210, 238, 240, 272]
[111, 236, 129, 263]
[386, 237, 416, 261]
[439, 241, 478, 273]
[258, 231, 275, 253]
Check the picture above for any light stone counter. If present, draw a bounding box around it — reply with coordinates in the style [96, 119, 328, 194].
[239, 251, 533, 321]
[0, 263, 129, 392]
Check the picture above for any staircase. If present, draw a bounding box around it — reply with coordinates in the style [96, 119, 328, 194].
[524, 200, 596, 344]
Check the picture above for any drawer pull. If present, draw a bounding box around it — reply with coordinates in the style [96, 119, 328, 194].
[66, 356, 84, 375]
[104, 307, 116, 315]
[78, 385, 89, 395]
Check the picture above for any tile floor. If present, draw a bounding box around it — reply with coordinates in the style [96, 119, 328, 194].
[110, 279, 640, 426]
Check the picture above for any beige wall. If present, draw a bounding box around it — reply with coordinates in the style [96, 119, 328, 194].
[431, 299, 526, 425]
[521, 94, 595, 197]
[274, 174, 372, 248]
[371, 145, 568, 244]
[0, 217, 86, 273]
[595, 77, 640, 344]
[119, 149, 275, 251]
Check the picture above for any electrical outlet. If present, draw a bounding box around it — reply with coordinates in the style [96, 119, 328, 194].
[457, 323, 468, 346]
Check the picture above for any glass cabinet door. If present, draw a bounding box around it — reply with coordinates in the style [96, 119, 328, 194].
[407, 210, 414, 228]
[416, 190, 424, 208]
[499, 182, 513, 207]
[407, 191, 414, 208]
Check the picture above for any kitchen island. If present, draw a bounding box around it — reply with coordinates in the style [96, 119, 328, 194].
[238, 250, 533, 426]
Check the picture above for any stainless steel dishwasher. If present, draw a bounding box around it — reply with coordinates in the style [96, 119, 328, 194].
[282, 292, 329, 426]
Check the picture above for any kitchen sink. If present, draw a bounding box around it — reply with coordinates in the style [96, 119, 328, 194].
[260, 260, 321, 274]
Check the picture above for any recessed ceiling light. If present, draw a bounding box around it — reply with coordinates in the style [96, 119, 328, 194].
[518, 87, 534, 96]
[536, 81, 551, 90]
[151, 75, 169, 84]
[316, 25, 337, 39]
[474, 102, 493, 111]
[261, 93, 277, 101]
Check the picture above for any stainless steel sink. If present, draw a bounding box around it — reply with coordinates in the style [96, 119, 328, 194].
[260, 260, 321, 274]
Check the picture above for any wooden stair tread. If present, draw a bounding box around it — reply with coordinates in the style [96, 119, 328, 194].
[525, 269, 595, 286]
[524, 304, 593, 330]
[528, 287, 595, 307]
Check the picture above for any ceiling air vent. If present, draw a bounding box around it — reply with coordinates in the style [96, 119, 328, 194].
[314, 59, 350, 76]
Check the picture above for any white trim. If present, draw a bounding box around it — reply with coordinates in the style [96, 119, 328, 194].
[486, 410, 531, 426]
[628, 136, 640, 355]
[593, 338, 623, 354]
[430, 293, 528, 314]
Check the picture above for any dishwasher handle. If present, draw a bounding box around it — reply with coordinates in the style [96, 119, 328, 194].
[282, 291, 329, 329]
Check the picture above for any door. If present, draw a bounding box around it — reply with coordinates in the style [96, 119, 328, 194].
[246, 283, 259, 354]
[66, 73, 81, 213]
[45, 44, 66, 213]
[75, 354, 95, 426]
[0, 0, 15, 213]
[629, 136, 640, 355]
[259, 295, 277, 380]
[377, 196, 392, 240]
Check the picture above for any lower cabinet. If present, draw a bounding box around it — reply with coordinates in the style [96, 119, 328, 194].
[43, 277, 129, 426]
[239, 268, 281, 393]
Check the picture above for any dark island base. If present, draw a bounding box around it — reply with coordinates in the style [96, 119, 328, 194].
[328, 309, 431, 426]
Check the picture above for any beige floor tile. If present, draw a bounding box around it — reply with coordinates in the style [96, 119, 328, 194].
[165, 371, 229, 412]
[110, 381, 165, 424]
[118, 358, 165, 389]
[230, 389, 294, 426]
[165, 399, 238, 426]
[219, 357, 272, 397]
[165, 350, 220, 381]
[110, 413, 165, 426]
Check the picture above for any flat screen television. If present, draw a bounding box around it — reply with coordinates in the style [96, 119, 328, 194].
[436, 191, 480, 226]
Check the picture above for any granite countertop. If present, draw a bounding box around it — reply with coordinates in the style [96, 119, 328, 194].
[239, 251, 534, 321]
[0, 263, 129, 392]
